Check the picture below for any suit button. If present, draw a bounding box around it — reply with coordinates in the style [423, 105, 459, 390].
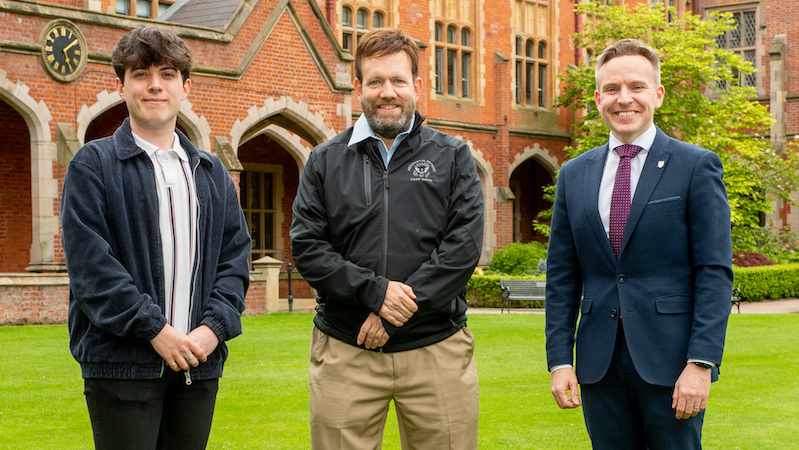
[610, 309, 618, 318]
[617, 274, 626, 283]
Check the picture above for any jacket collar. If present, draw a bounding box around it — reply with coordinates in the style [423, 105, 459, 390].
[624, 126, 671, 240]
[584, 125, 672, 263]
[347, 111, 425, 146]
[112, 118, 213, 168]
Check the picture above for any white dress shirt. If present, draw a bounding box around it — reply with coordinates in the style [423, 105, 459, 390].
[133, 131, 198, 335]
[598, 124, 657, 238]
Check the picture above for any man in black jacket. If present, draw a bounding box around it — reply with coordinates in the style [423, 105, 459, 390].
[291, 28, 484, 450]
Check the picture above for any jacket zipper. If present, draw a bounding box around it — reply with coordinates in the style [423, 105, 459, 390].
[146, 160, 171, 379]
[184, 159, 201, 387]
[363, 154, 372, 206]
[381, 168, 389, 276]
[188, 158, 202, 331]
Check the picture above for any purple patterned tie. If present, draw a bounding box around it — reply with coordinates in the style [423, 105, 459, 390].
[609, 144, 643, 258]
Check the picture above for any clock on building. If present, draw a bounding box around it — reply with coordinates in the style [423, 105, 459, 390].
[40, 19, 88, 82]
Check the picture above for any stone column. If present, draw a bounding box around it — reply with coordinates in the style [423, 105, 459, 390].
[251, 256, 282, 313]
[768, 35, 793, 230]
[768, 34, 787, 152]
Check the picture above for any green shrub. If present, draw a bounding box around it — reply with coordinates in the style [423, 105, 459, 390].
[731, 225, 799, 264]
[733, 263, 799, 301]
[466, 264, 799, 308]
[488, 242, 547, 275]
[466, 274, 545, 308]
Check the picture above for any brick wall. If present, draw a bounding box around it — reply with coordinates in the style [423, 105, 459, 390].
[0, 102, 32, 273]
[0, 274, 70, 325]
[0, 274, 274, 324]
[4, 0, 792, 323]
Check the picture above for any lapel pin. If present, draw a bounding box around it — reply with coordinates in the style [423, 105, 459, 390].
[658, 160, 665, 169]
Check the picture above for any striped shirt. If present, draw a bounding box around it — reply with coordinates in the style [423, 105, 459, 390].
[133, 132, 198, 334]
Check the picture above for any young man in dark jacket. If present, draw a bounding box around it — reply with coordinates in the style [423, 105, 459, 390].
[61, 26, 250, 450]
[291, 28, 484, 449]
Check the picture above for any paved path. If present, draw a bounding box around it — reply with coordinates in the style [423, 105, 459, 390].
[733, 298, 799, 314]
[471, 298, 799, 315]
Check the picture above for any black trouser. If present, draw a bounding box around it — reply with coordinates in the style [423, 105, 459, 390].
[84, 371, 219, 450]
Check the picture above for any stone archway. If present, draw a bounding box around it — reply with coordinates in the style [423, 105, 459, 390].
[76, 90, 211, 151]
[241, 124, 312, 169]
[0, 70, 59, 271]
[230, 95, 336, 171]
[509, 143, 559, 243]
[509, 142, 560, 176]
[454, 135, 496, 266]
[233, 96, 332, 268]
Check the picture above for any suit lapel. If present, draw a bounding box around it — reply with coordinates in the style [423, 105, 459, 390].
[584, 145, 618, 263]
[621, 129, 671, 256]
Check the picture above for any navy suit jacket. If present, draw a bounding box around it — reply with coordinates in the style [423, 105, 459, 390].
[545, 127, 733, 387]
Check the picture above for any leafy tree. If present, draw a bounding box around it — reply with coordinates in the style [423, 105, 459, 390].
[551, 2, 799, 247]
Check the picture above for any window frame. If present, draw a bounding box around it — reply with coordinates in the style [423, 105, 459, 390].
[650, 0, 688, 22]
[113, 0, 175, 19]
[512, 0, 552, 109]
[514, 35, 550, 109]
[712, 6, 759, 91]
[434, 21, 474, 99]
[240, 163, 284, 263]
[340, 2, 387, 55]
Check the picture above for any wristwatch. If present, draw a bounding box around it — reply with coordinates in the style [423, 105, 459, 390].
[693, 361, 714, 369]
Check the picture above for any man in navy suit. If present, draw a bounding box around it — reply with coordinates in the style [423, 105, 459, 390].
[545, 39, 733, 449]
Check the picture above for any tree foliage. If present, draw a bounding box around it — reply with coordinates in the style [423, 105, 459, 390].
[556, 2, 799, 238]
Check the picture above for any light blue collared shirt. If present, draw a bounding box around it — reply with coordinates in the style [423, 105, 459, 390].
[347, 113, 416, 168]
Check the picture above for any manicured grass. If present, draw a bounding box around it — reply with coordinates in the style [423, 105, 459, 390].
[1, 313, 797, 449]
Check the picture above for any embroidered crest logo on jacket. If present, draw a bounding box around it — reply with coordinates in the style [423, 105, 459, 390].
[408, 159, 436, 182]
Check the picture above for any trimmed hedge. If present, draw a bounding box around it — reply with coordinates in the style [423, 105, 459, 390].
[466, 264, 799, 308]
[488, 242, 548, 275]
[466, 274, 545, 308]
[733, 263, 799, 302]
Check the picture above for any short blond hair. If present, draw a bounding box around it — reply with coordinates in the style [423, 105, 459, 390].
[595, 39, 661, 86]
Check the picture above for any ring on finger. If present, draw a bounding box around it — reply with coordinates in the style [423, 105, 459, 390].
[186, 354, 194, 362]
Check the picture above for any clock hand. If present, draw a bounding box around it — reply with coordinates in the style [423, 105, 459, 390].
[62, 39, 78, 55]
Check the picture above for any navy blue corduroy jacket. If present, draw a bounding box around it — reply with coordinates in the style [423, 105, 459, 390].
[61, 118, 251, 380]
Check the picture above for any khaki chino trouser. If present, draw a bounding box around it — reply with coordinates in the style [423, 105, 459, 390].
[309, 326, 479, 450]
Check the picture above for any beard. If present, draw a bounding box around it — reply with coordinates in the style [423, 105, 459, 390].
[363, 98, 416, 140]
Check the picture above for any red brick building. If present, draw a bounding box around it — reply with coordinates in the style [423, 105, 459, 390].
[1, 0, 796, 323]
[694, 0, 799, 228]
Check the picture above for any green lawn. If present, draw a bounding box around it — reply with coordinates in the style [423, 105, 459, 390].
[1, 313, 797, 449]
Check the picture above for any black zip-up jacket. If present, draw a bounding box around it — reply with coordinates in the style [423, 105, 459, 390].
[291, 112, 484, 352]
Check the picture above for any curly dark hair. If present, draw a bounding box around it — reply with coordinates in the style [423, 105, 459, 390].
[111, 25, 193, 82]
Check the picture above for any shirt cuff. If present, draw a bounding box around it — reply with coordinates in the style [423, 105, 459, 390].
[549, 364, 574, 373]
[687, 359, 716, 367]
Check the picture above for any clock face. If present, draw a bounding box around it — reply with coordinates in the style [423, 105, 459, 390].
[41, 20, 87, 82]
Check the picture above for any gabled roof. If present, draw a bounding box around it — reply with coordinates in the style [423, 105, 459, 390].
[159, 0, 243, 30]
